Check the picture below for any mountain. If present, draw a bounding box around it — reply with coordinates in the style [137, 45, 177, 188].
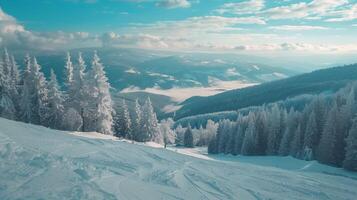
[1, 118, 356, 199]
[19, 48, 297, 91]
[174, 64, 357, 119]
[112, 91, 177, 119]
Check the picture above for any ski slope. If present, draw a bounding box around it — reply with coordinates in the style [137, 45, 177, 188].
[1, 118, 357, 200]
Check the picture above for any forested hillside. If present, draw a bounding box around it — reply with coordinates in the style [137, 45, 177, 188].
[175, 64, 357, 119]
[207, 82, 357, 170]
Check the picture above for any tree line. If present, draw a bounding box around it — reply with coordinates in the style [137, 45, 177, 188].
[0, 49, 175, 145]
[207, 82, 357, 171]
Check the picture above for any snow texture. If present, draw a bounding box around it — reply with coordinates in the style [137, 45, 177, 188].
[1, 118, 357, 200]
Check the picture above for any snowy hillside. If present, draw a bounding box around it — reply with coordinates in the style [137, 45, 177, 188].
[1, 118, 357, 200]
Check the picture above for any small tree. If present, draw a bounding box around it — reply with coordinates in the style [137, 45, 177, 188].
[184, 124, 194, 148]
[47, 70, 65, 129]
[175, 124, 185, 146]
[114, 99, 132, 139]
[343, 118, 357, 171]
[160, 118, 175, 148]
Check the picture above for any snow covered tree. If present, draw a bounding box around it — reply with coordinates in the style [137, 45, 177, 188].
[175, 124, 185, 146]
[343, 118, 357, 171]
[87, 52, 114, 135]
[160, 118, 175, 148]
[197, 120, 217, 146]
[0, 49, 16, 119]
[68, 52, 87, 131]
[47, 69, 65, 129]
[29, 57, 49, 126]
[141, 97, 160, 143]
[266, 104, 282, 155]
[208, 135, 218, 154]
[290, 125, 303, 158]
[311, 96, 327, 151]
[19, 54, 33, 123]
[62, 107, 83, 131]
[64, 52, 73, 89]
[114, 99, 132, 139]
[255, 110, 268, 155]
[133, 98, 144, 141]
[184, 124, 194, 148]
[279, 108, 299, 156]
[303, 112, 318, 160]
[241, 112, 258, 155]
[317, 102, 339, 165]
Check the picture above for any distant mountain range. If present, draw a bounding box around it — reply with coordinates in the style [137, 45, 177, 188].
[174, 64, 357, 120]
[22, 47, 297, 91]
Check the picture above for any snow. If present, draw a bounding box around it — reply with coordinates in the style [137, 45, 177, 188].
[68, 131, 119, 140]
[161, 104, 182, 113]
[1, 117, 357, 200]
[251, 65, 260, 70]
[121, 81, 256, 102]
[125, 68, 140, 74]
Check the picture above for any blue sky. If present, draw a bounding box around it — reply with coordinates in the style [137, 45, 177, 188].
[0, 0, 357, 54]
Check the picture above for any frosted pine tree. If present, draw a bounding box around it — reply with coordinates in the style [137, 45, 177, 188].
[64, 52, 73, 89]
[303, 112, 317, 160]
[184, 124, 194, 148]
[0, 49, 16, 119]
[88, 52, 114, 135]
[87, 52, 114, 135]
[114, 99, 132, 139]
[10, 55, 20, 88]
[317, 102, 339, 165]
[66, 52, 88, 131]
[174, 124, 185, 146]
[279, 108, 299, 156]
[47, 70, 65, 129]
[266, 104, 282, 155]
[31, 57, 49, 126]
[143, 97, 160, 143]
[160, 118, 175, 148]
[343, 118, 357, 171]
[133, 99, 143, 141]
[241, 112, 258, 155]
[19, 54, 33, 123]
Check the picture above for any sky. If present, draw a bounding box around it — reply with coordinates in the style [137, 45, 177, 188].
[0, 0, 357, 55]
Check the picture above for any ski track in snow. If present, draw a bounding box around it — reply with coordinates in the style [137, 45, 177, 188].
[1, 118, 357, 200]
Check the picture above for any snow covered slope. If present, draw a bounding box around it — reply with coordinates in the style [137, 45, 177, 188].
[1, 118, 357, 200]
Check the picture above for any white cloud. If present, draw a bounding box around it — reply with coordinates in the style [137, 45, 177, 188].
[215, 0, 264, 15]
[128, 16, 265, 36]
[0, 7, 95, 50]
[101, 32, 191, 49]
[260, 0, 348, 20]
[324, 4, 357, 22]
[156, 0, 191, 9]
[233, 42, 357, 53]
[269, 25, 329, 31]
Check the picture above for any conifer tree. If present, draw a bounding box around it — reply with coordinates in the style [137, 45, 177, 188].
[47, 69, 65, 129]
[317, 102, 339, 165]
[31, 57, 49, 126]
[241, 112, 258, 155]
[184, 124, 194, 148]
[343, 118, 357, 170]
[0, 49, 16, 119]
[87, 52, 114, 135]
[19, 54, 33, 123]
[266, 104, 282, 155]
[114, 99, 132, 139]
[69, 52, 87, 131]
[303, 112, 317, 160]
